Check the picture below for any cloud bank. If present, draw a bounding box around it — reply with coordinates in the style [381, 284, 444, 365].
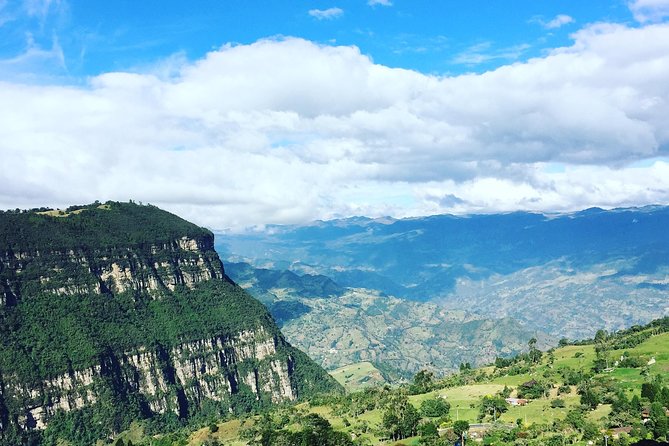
[2, 21, 669, 230]
[629, 0, 669, 22]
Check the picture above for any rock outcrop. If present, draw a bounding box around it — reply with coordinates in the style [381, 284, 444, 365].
[0, 202, 340, 444]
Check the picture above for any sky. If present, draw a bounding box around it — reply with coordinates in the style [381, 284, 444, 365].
[1, 0, 669, 230]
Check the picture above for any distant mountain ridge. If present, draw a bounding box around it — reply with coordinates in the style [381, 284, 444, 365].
[217, 206, 669, 339]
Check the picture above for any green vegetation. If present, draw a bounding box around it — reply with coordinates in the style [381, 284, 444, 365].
[3, 202, 669, 445]
[0, 202, 340, 446]
[330, 362, 387, 392]
[103, 316, 669, 445]
[240, 412, 353, 446]
[1, 279, 281, 382]
[0, 201, 209, 251]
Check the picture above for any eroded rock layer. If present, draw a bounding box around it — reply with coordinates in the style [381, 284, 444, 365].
[0, 203, 339, 444]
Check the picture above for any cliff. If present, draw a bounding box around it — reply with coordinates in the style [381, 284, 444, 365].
[0, 202, 340, 445]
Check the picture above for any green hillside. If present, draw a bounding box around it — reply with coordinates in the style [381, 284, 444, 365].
[330, 362, 388, 392]
[108, 317, 669, 445]
[0, 202, 340, 446]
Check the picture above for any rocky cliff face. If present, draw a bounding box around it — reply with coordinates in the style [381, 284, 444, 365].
[1, 235, 223, 303]
[5, 326, 295, 431]
[0, 203, 340, 444]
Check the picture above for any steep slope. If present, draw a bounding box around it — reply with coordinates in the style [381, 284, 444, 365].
[0, 202, 339, 446]
[225, 262, 554, 377]
[217, 206, 669, 338]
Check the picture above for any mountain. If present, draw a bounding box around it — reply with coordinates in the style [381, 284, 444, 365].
[107, 317, 669, 446]
[216, 206, 669, 339]
[0, 202, 340, 446]
[224, 262, 554, 377]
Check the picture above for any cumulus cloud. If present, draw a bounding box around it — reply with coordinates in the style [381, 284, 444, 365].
[2, 23, 669, 229]
[368, 0, 392, 6]
[544, 14, 575, 29]
[308, 7, 343, 20]
[629, 0, 669, 22]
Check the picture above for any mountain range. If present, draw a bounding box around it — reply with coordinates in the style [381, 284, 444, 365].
[217, 206, 669, 340]
[224, 261, 553, 378]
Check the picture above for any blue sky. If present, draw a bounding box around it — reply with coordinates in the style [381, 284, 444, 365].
[0, 0, 637, 78]
[1, 0, 669, 230]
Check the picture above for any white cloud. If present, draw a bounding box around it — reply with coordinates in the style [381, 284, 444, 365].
[368, 0, 392, 6]
[452, 42, 530, 65]
[0, 32, 66, 80]
[629, 0, 669, 22]
[308, 7, 343, 20]
[544, 14, 574, 29]
[2, 23, 669, 229]
[413, 161, 669, 216]
[23, 0, 65, 26]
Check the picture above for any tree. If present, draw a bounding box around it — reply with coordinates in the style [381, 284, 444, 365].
[581, 421, 600, 441]
[641, 375, 664, 402]
[478, 395, 508, 422]
[661, 386, 669, 407]
[649, 402, 668, 440]
[565, 409, 585, 430]
[527, 337, 543, 364]
[382, 393, 420, 441]
[518, 379, 547, 399]
[550, 399, 565, 408]
[420, 398, 451, 418]
[579, 386, 600, 410]
[419, 421, 439, 442]
[594, 329, 608, 344]
[410, 370, 435, 395]
[453, 420, 470, 446]
[499, 385, 512, 398]
[545, 435, 566, 446]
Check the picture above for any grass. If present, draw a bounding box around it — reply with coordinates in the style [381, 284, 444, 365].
[111, 325, 669, 445]
[37, 204, 111, 218]
[330, 361, 387, 392]
[188, 419, 246, 446]
[551, 345, 597, 369]
[500, 392, 581, 425]
[490, 373, 534, 386]
[112, 421, 145, 445]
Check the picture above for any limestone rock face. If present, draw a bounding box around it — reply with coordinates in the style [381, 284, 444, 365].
[4, 327, 296, 431]
[1, 235, 224, 300]
[0, 203, 340, 442]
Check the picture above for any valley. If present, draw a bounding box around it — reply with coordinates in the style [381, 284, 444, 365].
[111, 317, 669, 446]
[2, 203, 669, 446]
[218, 207, 669, 341]
[225, 262, 554, 378]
